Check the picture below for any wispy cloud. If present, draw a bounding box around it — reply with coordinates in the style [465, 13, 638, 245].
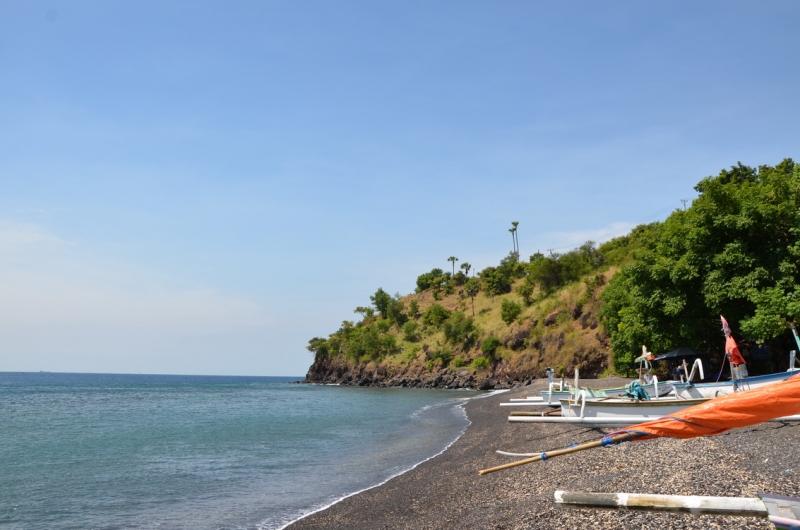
[535, 221, 638, 253]
[0, 220, 278, 374]
[0, 221, 71, 254]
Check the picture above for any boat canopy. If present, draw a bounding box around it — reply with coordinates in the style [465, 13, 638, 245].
[653, 347, 708, 361]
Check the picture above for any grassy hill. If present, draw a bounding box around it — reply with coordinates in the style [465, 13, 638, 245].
[304, 226, 652, 389]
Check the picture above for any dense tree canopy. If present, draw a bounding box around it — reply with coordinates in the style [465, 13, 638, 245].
[600, 159, 800, 372]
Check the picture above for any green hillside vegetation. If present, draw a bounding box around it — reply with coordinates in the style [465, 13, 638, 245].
[306, 158, 800, 386]
[307, 226, 655, 382]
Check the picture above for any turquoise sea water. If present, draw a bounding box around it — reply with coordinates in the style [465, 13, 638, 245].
[0, 373, 478, 529]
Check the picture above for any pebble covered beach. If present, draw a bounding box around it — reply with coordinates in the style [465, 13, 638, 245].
[287, 377, 800, 529]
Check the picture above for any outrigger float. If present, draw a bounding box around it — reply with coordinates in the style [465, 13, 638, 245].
[553, 491, 800, 528]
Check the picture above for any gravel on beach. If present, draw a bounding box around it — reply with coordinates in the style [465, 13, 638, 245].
[286, 378, 800, 529]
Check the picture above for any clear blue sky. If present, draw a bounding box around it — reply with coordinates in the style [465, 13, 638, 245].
[1, 1, 798, 376]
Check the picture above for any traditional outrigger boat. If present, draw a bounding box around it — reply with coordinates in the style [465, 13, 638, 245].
[505, 361, 673, 408]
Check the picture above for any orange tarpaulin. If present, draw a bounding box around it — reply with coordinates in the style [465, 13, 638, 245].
[611, 372, 800, 442]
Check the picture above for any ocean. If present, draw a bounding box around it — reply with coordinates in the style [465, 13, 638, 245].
[0, 372, 479, 529]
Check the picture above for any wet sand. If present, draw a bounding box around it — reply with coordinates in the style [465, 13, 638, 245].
[287, 378, 800, 529]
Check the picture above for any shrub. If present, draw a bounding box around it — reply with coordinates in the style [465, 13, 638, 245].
[405, 344, 421, 362]
[472, 356, 490, 370]
[430, 349, 453, 366]
[422, 304, 451, 327]
[402, 321, 419, 342]
[442, 311, 479, 349]
[408, 299, 420, 319]
[376, 319, 391, 332]
[453, 357, 466, 368]
[516, 282, 534, 306]
[481, 336, 502, 357]
[501, 299, 523, 324]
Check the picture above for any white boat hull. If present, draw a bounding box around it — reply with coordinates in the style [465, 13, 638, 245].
[508, 413, 800, 427]
[673, 370, 799, 399]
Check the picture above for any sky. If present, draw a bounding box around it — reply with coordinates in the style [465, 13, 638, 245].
[1, 1, 798, 376]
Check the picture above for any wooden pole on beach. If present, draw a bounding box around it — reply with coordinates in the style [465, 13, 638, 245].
[478, 433, 636, 475]
[554, 491, 768, 517]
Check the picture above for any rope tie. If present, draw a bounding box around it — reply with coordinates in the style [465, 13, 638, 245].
[540, 452, 548, 461]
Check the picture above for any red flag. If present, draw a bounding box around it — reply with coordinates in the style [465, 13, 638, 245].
[721, 315, 746, 365]
[726, 335, 746, 365]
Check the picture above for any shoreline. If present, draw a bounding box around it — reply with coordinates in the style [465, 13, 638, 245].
[279, 389, 502, 530]
[286, 378, 800, 529]
[277, 392, 482, 530]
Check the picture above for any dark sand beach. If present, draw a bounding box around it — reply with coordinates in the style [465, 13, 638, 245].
[288, 377, 800, 529]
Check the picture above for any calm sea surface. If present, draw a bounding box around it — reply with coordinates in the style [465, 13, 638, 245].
[0, 373, 479, 529]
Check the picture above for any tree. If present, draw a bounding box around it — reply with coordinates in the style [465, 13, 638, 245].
[385, 293, 407, 326]
[527, 254, 563, 293]
[600, 158, 800, 368]
[448, 256, 458, 275]
[481, 266, 511, 296]
[416, 268, 446, 292]
[465, 277, 480, 316]
[511, 221, 520, 256]
[460, 262, 472, 277]
[354, 306, 375, 319]
[307, 337, 329, 359]
[370, 288, 392, 318]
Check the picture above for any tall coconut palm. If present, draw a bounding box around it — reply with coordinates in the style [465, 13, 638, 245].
[512, 221, 519, 256]
[448, 256, 458, 275]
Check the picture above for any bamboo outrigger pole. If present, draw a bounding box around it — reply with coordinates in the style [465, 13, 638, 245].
[478, 432, 638, 475]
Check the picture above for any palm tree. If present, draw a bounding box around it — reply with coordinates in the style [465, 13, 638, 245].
[448, 256, 458, 275]
[512, 221, 519, 256]
[460, 262, 471, 277]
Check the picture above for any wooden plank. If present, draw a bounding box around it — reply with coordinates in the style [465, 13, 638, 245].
[554, 491, 767, 517]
